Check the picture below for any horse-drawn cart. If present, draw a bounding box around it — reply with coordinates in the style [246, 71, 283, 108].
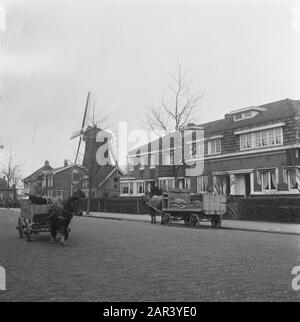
[17, 199, 52, 241]
[147, 189, 226, 228]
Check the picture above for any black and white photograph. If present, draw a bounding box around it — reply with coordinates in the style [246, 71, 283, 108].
[0, 0, 300, 306]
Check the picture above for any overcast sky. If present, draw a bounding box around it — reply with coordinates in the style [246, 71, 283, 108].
[0, 0, 299, 177]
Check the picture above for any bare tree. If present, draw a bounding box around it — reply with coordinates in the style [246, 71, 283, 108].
[145, 66, 202, 136]
[143, 66, 202, 189]
[0, 149, 23, 190]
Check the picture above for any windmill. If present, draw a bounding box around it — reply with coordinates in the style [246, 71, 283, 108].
[71, 91, 92, 164]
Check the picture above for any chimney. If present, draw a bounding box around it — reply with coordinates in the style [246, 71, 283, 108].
[64, 160, 69, 167]
[45, 161, 50, 167]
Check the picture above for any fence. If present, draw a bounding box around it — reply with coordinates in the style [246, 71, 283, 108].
[0, 200, 20, 209]
[79, 197, 147, 215]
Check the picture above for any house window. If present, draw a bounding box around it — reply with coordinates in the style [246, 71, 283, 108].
[72, 172, 80, 182]
[244, 111, 253, 118]
[83, 177, 89, 188]
[47, 176, 53, 188]
[128, 159, 134, 172]
[178, 179, 185, 189]
[178, 178, 190, 190]
[258, 169, 278, 191]
[197, 176, 208, 193]
[185, 178, 191, 190]
[120, 182, 129, 194]
[136, 182, 145, 194]
[233, 111, 257, 121]
[139, 155, 147, 170]
[240, 128, 283, 151]
[170, 149, 174, 165]
[130, 182, 134, 194]
[207, 139, 221, 155]
[163, 151, 170, 166]
[275, 128, 282, 144]
[234, 113, 243, 121]
[158, 178, 175, 191]
[150, 153, 157, 168]
[284, 168, 300, 191]
[240, 133, 252, 150]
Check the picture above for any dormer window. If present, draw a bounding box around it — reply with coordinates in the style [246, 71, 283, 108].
[234, 113, 243, 121]
[233, 110, 258, 121]
[230, 106, 266, 122]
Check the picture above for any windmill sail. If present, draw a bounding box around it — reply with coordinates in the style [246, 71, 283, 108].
[73, 91, 92, 164]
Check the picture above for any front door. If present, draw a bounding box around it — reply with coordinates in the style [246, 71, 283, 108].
[244, 174, 251, 197]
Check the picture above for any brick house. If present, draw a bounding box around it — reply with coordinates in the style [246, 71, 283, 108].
[124, 98, 300, 199]
[22, 125, 124, 200]
[0, 177, 17, 204]
[22, 161, 53, 196]
[23, 160, 88, 200]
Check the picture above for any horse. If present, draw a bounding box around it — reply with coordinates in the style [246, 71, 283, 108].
[146, 195, 163, 224]
[49, 195, 80, 246]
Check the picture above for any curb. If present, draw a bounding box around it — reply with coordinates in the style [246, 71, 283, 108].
[82, 214, 300, 236]
[3, 209, 299, 237]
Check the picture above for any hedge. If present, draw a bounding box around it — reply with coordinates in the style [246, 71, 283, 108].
[79, 197, 147, 215]
[237, 196, 300, 223]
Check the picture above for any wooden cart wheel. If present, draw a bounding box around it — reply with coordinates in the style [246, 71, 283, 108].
[184, 216, 190, 226]
[190, 213, 199, 228]
[211, 216, 222, 228]
[17, 218, 23, 239]
[217, 216, 222, 228]
[164, 213, 172, 226]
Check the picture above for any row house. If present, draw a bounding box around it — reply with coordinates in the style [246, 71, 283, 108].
[23, 160, 123, 200]
[122, 98, 300, 198]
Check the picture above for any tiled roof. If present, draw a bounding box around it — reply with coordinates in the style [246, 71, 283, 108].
[51, 164, 87, 175]
[23, 164, 53, 182]
[200, 98, 300, 135]
[93, 165, 123, 188]
[129, 98, 300, 154]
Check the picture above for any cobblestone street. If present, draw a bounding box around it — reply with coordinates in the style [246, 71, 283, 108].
[0, 210, 299, 302]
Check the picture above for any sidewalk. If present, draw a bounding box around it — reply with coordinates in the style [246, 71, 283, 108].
[86, 211, 300, 236]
